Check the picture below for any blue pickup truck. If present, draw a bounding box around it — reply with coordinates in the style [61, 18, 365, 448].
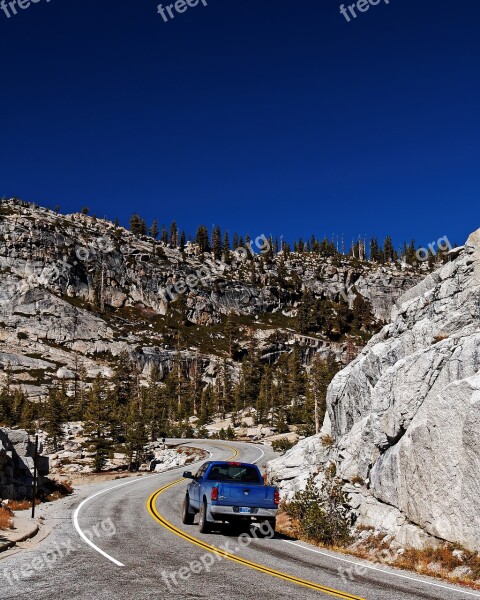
[182, 461, 279, 534]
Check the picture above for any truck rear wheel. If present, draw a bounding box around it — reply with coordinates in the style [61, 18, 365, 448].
[198, 500, 211, 534]
[255, 518, 276, 537]
[266, 518, 276, 535]
[182, 495, 195, 525]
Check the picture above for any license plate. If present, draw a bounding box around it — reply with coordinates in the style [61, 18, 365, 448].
[239, 507, 251, 514]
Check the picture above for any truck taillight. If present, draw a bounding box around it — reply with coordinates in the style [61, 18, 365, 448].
[274, 489, 280, 505]
[211, 487, 219, 501]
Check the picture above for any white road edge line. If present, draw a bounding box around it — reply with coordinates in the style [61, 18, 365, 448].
[73, 476, 152, 567]
[283, 540, 480, 598]
[72, 446, 214, 567]
[253, 445, 265, 464]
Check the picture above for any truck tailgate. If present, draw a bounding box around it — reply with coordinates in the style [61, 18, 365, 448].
[216, 483, 277, 509]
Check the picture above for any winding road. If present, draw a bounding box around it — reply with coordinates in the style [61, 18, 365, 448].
[1, 440, 478, 600]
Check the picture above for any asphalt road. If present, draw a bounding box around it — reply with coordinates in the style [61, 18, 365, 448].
[1, 440, 478, 600]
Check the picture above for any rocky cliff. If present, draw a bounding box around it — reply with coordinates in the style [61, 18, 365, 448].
[269, 229, 480, 551]
[0, 199, 421, 398]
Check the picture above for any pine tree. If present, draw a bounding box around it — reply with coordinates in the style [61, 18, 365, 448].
[129, 214, 147, 236]
[369, 237, 380, 262]
[305, 353, 339, 434]
[195, 225, 211, 252]
[125, 391, 147, 470]
[112, 352, 136, 406]
[180, 230, 186, 250]
[164, 352, 190, 421]
[217, 360, 232, 418]
[239, 337, 263, 409]
[85, 375, 112, 471]
[223, 230, 230, 251]
[275, 407, 290, 434]
[145, 365, 163, 441]
[11, 388, 28, 426]
[174, 291, 189, 325]
[297, 289, 316, 333]
[404, 239, 417, 267]
[45, 386, 66, 450]
[149, 220, 159, 240]
[212, 225, 222, 260]
[199, 385, 214, 425]
[72, 364, 88, 421]
[266, 236, 274, 259]
[225, 313, 238, 358]
[287, 346, 305, 423]
[276, 257, 288, 287]
[352, 294, 374, 332]
[332, 298, 352, 338]
[225, 425, 236, 440]
[170, 221, 179, 247]
[188, 352, 203, 417]
[19, 396, 35, 432]
[256, 366, 273, 425]
[0, 375, 13, 426]
[383, 236, 395, 262]
[161, 225, 169, 245]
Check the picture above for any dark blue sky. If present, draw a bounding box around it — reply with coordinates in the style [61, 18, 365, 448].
[1, 0, 479, 250]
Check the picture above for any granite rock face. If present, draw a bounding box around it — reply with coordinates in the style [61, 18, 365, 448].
[0, 428, 49, 500]
[269, 229, 480, 551]
[0, 199, 421, 397]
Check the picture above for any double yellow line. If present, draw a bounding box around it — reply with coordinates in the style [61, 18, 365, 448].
[147, 446, 365, 600]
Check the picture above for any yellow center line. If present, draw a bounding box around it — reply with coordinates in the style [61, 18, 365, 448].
[146, 445, 365, 600]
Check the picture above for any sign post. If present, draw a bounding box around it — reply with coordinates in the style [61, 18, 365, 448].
[31, 435, 38, 519]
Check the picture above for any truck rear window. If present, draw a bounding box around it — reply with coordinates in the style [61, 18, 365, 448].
[207, 465, 261, 484]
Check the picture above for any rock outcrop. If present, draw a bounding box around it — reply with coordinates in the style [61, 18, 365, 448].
[0, 428, 49, 500]
[269, 229, 480, 551]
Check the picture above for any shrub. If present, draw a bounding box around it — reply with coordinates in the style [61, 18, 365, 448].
[40, 478, 74, 502]
[284, 465, 351, 547]
[351, 476, 365, 486]
[271, 438, 295, 454]
[0, 505, 13, 530]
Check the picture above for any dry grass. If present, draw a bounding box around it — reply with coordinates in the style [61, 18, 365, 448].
[348, 532, 480, 591]
[276, 514, 480, 591]
[321, 434, 334, 448]
[0, 506, 14, 530]
[392, 546, 480, 589]
[5, 500, 32, 511]
[276, 508, 296, 538]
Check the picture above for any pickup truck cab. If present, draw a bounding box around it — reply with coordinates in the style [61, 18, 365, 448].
[182, 461, 279, 534]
